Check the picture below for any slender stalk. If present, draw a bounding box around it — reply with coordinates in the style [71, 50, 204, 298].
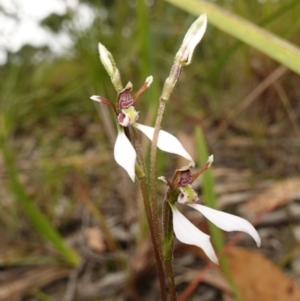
[130, 127, 147, 173]
[165, 260, 176, 301]
[139, 176, 167, 301]
[145, 48, 185, 301]
[162, 198, 177, 301]
[149, 62, 183, 249]
[131, 127, 167, 301]
[149, 101, 166, 242]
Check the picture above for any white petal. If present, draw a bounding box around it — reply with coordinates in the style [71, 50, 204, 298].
[114, 130, 136, 181]
[189, 204, 261, 247]
[170, 205, 218, 263]
[133, 123, 194, 164]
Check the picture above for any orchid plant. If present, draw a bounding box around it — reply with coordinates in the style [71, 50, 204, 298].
[90, 14, 261, 301]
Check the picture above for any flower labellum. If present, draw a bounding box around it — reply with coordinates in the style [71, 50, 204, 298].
[117, 107, 139, 127]
[178, 185, 199, 204]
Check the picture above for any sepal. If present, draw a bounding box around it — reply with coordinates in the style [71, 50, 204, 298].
[133, 123, 194, 164]
[170, 204, 218, 263]
[114, 129, 137, 181]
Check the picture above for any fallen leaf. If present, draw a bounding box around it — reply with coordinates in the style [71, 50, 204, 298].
[182, 266, 231, 293]
[226, 246, 300, 301]
[85, 227, 105, 253]
[239, 178, 300, 219]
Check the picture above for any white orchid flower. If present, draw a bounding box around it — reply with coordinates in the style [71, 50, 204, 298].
[160, 156, 261, 264]
[91, 79, 194, 181]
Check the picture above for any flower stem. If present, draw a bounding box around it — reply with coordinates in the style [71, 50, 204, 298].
[150, 58, 184, 300]
[162, 197, 177, 301]
[130, 127, 167, 301]
[149, 59, 183, 230]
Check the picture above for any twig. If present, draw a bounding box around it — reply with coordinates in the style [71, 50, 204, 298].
[62, 260, 86, 301]
[213, 65, 288, 138]
[273, 81, 300, 139]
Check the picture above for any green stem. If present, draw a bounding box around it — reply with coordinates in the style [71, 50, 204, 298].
[149, 61, 183, 256]
[162, 198, 177, 301]
[149, 55, 184, 301]
[131, 127, 167, 301]
[149, 101, 166, 247]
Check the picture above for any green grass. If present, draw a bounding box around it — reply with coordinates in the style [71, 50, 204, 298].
[195, 126, 242, 301]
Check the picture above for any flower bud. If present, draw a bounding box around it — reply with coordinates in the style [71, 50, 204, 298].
[175, 14, 207, 65]
[98, 43, 123, 92]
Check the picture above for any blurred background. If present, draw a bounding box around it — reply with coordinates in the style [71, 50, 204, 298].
[1, 0, 300, 300]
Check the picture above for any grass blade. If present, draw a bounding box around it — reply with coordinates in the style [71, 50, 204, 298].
[195, 127, 242, 301]
[0, 138, 80, 267]
[165, 0, 300, 75]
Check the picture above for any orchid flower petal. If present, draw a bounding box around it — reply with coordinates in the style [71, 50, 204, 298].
[114, 129, 136, 181]
[170, 204, 218, 263]
[133, 123, 194, 164]
[189, 204, 261, 247]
